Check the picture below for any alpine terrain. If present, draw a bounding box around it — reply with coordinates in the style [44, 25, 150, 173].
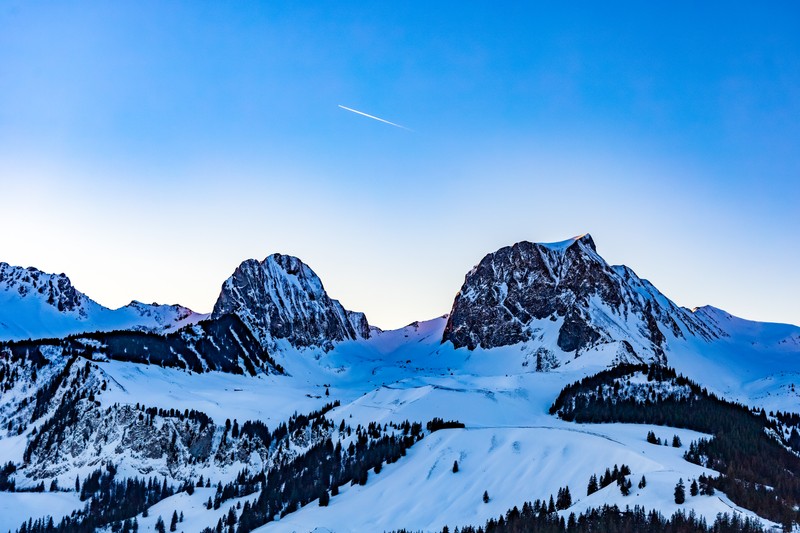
[1, 235, 800, 533]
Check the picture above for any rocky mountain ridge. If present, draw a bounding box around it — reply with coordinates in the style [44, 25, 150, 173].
[0, 263, 206, 341]
[442, 234, 719, 362]
[211, 253, 370, 351]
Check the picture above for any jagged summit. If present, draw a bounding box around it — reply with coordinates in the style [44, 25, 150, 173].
[212, 253, 370, 350]
[0, 262, 204, 341]
[442, 235, 717, 362]
[538, 233, 596, 252]
[0, 262, 88, 316]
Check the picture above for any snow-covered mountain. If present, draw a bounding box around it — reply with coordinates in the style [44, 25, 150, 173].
[2, 237, 800, 533]
[443, 234, 718, 363]
[211, 253, 370, 350]
[0, 263, 206, 341]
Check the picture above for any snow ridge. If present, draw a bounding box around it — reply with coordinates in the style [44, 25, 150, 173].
[0, 263, 205, 341]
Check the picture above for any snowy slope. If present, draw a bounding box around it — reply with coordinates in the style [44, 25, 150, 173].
[667, 306, 800, 413]
[263, 425, 761, 533]
[1, 236, 799, 532]
[0, 311, 788, 532]
[0, 491, 84, 533]
[0, 262, 206, 341]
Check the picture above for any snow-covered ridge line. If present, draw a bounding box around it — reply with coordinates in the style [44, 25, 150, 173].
[442, 234, 728, 361]
[0, 262, 206, 342]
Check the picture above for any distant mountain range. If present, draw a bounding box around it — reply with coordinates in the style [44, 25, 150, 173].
[1, 235, 799, 533]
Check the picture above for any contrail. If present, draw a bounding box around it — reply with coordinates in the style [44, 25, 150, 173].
[338, 105, 412, 131]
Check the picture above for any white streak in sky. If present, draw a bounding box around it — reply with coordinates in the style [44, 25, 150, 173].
[338, 105, 412, 131]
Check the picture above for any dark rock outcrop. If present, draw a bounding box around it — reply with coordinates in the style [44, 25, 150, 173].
[212, 254, 369, 350]
[443, 235, 717, 359]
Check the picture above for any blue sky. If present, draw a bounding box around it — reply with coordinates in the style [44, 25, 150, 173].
[0, 2, 798, 328]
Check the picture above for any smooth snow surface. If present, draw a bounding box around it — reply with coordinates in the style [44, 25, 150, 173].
[0, 491, 84, 532]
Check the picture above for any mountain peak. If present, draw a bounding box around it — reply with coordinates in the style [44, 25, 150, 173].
[212, 253, 369, 350]
[442, 234, 716, 360]
[0, 261, 87, 315]
[538, 233, 596, 253]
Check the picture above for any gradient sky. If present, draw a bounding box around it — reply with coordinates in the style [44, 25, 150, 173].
[0, 2, 798, 329]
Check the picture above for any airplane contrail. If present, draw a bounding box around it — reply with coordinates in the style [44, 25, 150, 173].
[338, 105, 412, 131]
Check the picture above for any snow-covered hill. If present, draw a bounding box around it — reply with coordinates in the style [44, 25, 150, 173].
[0, 263, 206, 341]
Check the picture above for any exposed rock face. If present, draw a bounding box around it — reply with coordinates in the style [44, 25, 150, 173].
[346, 310, 371, 339]
[0, 263, 86, 315]
[212, 254, 369, 350]
[18, 358, 325, 484]
[442, 235, 717, 360]
[122, 301, 201, 332]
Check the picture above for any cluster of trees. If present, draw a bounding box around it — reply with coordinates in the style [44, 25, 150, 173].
[150, 510, 184, 533]
[673, 476, 714, 504]
[202, 418, 438, 533]
[550, 364, 800, 529]
[0, 314, 285, 377]
[0, 461, 16, 491]
[554, 487, 572, 510]
[23, 359, 87, 463]
[13, 400, 364, 533]
[426, 418, 466, 432]
[586, 464, 631, 496]
[0, 338, 52, 395]
[646, 430, 681, 447]
[407, 504, 765, 533]
[139, 404, 212, 431]
[14, 464, 176, 532]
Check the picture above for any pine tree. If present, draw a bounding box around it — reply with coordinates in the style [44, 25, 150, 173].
[587, 473, 598, 495]
[556, 486, 572, 509]
[170, 510, 178, 532]
[155, 516, 166, 533]
[319, 490, 330, 507]
[646, 430, 659, 444]
[483, 490, 490, 503]
[672, 434, 682, 447]
[674, 478, 686, 504]
[452, 460, 459, 473]
[619, 477, 632, 496]
[690, 479, 699, 497]
[638, 475, 647, 489]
